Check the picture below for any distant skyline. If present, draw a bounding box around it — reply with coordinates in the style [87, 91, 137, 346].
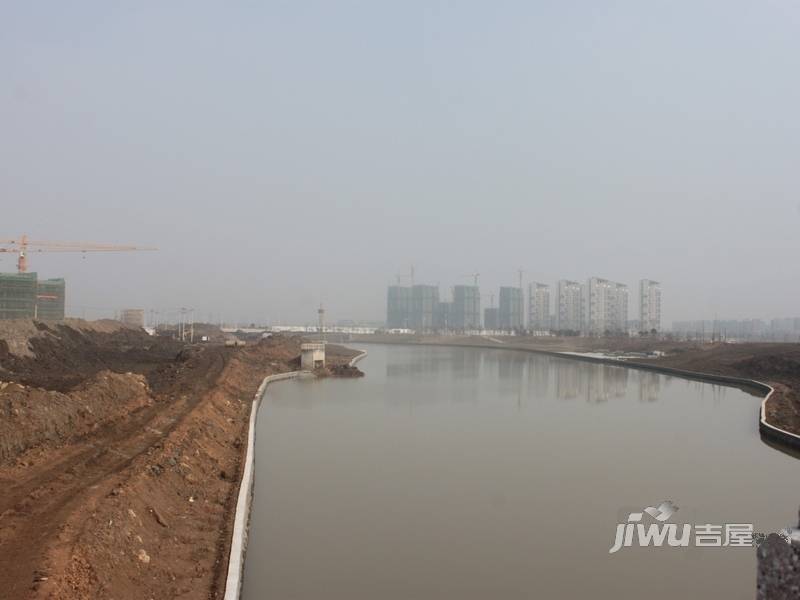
[3, 2, 799, 325]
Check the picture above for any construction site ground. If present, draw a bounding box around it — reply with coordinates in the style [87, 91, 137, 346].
[0, 321, 358, 600]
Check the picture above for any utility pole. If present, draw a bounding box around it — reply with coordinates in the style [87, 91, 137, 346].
[518, 269, 525, 330]
[178, 307, 194, 342]
[318, 303, 326, 343]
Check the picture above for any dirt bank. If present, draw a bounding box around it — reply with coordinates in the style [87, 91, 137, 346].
[0, 321, 359, 600]
[0, 319, 185, 393]
[352, 333, 800, 436]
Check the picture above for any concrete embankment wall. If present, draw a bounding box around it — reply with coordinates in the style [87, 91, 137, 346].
[224, 349, 368, 600]
[526, 349, 800, 452]
[223, 370, 300, 600]
[348, 350, 368, 367]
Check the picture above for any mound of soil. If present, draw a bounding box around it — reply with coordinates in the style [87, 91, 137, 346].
[317, 364, 365, 378]
[732, 355, 800, 381]
[0, 371, 150, 466]
[0, 322, 184, 392]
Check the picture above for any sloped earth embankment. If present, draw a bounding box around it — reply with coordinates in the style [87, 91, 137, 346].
[0, 323, 358, 600]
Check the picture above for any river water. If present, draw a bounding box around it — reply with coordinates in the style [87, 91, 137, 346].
[241, 344, 800, 599]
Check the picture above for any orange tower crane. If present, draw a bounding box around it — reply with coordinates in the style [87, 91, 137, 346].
[0, 235, 157, 273]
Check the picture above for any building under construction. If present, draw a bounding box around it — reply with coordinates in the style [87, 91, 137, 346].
[386, 283, 441, 332]
[410, 284, 439, 331]
[452, 285, 481, 330]
[36, 278, 66, 320]
[386, 285, 412, 328]
[386, 282, 486, 332]
[0, 272, 66, 321]
[498, 286, 524, 331]
[0, 272, 38, 320]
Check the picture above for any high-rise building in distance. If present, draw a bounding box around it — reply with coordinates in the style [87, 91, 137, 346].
[387, 284, 439, 331]
[528, 282, 550, 331]
[556, 280, 582, 332]
[436, 301, 452, 330]
[452, 285, 481, 330]
[613, 282, 629, 332]
[639, 279, 661, 332]
[498, 286, 523, 331]
[410, 284, 439, 332]
[584, 277, 628, 334]
[386, 275, 653, 336]
[386, 285, 412, 328]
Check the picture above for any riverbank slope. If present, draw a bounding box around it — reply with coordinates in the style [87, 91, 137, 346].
[0, 321, 358, 600]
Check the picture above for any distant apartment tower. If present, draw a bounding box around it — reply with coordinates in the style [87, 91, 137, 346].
[584, 277, 610, 335]
[498, 286, 523, 331]
[613, 283, 629, 332]
[639, 279, 661, 332]
[452, 285, 481, 330]
[585, 277, 628, 335]
[556, 280, 582, 332]
[410, 284, 439, 332]
[386, 285, 412, 328]
[528, 282, 550, 331]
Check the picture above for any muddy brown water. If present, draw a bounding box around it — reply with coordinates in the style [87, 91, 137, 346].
[241, 344, 800, 599]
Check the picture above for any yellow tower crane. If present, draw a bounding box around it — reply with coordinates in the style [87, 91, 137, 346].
[0, 235, 156, 273]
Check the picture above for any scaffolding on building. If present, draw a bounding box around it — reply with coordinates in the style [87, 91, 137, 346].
[36, 278, 66, 320]
[0, 272, 38, 320]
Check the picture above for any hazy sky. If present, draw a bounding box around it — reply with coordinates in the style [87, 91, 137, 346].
[2, 1, 799, 325]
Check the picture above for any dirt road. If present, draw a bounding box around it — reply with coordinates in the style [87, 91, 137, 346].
[0, 346, 228, 599]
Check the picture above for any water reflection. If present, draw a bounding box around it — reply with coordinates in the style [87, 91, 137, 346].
[551, 359, 628, 403]
[385, 346, 483, 379]
[385, 348, 666, 405]
[637, 371, 661, 402]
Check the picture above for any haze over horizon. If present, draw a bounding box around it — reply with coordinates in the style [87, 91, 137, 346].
[2, 1, 799, 326]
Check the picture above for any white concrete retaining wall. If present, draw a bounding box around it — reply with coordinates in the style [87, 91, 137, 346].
[224, 349, 368, 599]
[757, 384, 800, 448]
[223, 370, 300, 600]
[349, 350, 367, 367]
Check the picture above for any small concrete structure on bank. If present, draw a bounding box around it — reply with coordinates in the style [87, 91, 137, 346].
[300, 342, 325, 370]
